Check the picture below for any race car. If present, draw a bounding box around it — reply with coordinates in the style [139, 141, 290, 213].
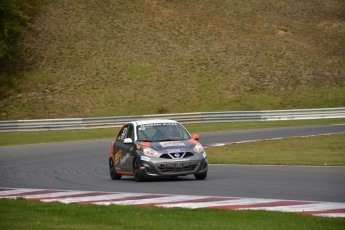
[108, 119, 208, 182]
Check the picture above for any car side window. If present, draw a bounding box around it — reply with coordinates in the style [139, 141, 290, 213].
[126, 124, 134, 140]
[117, 125, 129, 141]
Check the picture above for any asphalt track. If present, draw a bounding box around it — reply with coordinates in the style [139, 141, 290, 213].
[0, 124, 344, 203]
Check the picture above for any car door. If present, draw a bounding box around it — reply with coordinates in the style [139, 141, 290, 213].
[113, 124, 136, 172]
[120, 124, 135, 172]
[113, 125, 129, 171]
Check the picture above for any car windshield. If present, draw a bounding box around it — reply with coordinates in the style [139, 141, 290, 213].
[136, 123, 191, 142]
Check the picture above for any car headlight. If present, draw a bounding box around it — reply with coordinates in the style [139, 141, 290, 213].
[194, 143, 204, 153]
[143, 147, 159, 157]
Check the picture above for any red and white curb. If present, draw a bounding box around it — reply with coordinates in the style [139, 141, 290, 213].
[1, 187, 344, 218]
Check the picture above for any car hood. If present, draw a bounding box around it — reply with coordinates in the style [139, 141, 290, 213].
[139, 139, 199, 153]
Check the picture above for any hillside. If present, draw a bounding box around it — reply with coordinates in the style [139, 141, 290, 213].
[0, 0, 344, 119]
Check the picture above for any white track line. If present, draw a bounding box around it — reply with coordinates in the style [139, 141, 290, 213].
[204, 133, 345, 148]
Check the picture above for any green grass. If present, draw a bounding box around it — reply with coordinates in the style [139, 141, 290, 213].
[206, 133, 345, 166]
[0, 118, 344, 146]
[0, 0, 344, 119]
[0, 128, 117, 146]
[185, 118, 345, 133]
[0, 198, 344, 230]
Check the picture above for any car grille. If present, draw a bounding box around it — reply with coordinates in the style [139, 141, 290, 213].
[157, 161, 199, 173]
[159, 152, 193, 159]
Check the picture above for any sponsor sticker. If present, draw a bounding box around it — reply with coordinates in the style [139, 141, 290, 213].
[120, 153, 131, 165]
[160, 141, 185, 147]
[141, 156, 150, 162]
[173, 159, 189, 163]
[140, 123, 178, 127]
[138, 123, 178, 131]
[167, 148, 185, 154]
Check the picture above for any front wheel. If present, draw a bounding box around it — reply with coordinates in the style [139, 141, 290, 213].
[109, 158, 121, 180]
[133, 158, 145, 182]
[194, 172, 207, 180]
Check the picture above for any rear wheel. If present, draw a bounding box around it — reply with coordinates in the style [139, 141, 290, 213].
[194, 172, 207, 180]
[109, 158, 121, 180]
[133, 158, 145, 182]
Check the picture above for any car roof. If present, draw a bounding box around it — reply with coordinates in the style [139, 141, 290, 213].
[132, 119, 178, 126]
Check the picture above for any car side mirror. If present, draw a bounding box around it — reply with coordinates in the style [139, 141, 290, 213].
[124, 138, 133, 144]
[192, 134, 199, 140]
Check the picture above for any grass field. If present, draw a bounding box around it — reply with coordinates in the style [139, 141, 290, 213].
[0, 0, 344, 119]
[206, 133, 345, 166]
[0, 198, 344, 230]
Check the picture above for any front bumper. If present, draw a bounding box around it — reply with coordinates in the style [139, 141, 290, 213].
[139, 153, 208, 178]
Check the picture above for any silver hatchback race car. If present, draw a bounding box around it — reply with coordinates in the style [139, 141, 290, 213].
[108, 120, 208, 182]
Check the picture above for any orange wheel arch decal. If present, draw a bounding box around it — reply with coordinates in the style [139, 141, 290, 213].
[115, 169, 134, 176]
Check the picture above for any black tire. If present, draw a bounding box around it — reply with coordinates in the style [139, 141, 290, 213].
[194, 172, 207, 180]
[133, 158, 145, 182]
[109, 158, 121, 180]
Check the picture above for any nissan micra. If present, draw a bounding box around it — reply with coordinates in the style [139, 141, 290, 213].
[108, 119, 208, 182]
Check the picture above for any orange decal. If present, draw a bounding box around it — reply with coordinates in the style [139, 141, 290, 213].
[114, 149, 122, 164]
[109, 140, 116, 158]
[109, 125, 124, 158]
[187, 139, 198, 144]
[115, 169, 134, 176]
[140, 142, 151, 147]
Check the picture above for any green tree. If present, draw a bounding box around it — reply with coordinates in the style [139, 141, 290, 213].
[0, 0, 29, 59]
